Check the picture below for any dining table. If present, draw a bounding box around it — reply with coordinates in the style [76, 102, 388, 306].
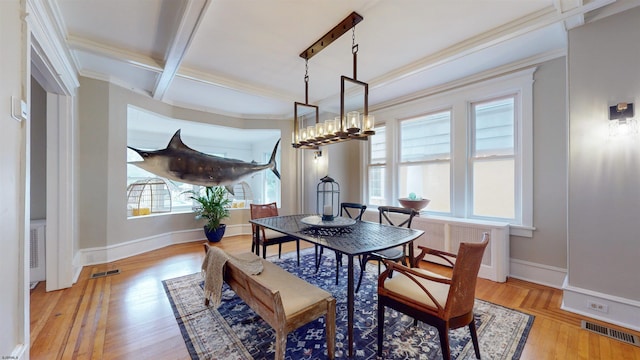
[249, 213, 424, 358]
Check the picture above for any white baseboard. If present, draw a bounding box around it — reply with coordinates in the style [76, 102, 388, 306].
[75, 224, 252, 268]
[509, 258, 567, 289]
[11, 343, 27, 360]
[562, 279, 640, 332]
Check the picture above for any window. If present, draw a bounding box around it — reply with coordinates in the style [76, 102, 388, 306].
[364, 69, 533, 233]
[367, 126, 387, 206]
[399, 111, 451, 213]
[262, 150, 281, 204]
[127, 106, 281, 217]
[470, 97, 515, 220]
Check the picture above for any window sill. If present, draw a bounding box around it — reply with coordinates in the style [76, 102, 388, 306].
[508, 224, 535, 238]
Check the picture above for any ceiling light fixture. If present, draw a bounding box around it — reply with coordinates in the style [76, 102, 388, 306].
[292, 12, 375, 149]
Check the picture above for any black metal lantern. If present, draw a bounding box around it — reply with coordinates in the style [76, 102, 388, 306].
[317, 175, 340, 221]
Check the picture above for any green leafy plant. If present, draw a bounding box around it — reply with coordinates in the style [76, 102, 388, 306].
[184, 186, 231, 231]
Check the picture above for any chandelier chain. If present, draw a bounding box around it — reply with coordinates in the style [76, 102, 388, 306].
[304, 58, 309, 83]
[352, 25, 358, 54]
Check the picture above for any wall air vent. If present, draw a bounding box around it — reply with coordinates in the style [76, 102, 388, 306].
[582, 320, 639, 346]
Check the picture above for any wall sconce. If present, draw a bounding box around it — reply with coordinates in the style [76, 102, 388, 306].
[313, 150, 322, 161]
[609, 102, 637, 137]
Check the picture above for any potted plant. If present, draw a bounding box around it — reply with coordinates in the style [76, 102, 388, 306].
[185, 186, 231, 242]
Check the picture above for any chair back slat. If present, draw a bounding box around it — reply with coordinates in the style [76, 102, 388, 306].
[446, 232, 490, 318]
[250, 202, 279, 219]
[250, 203, 280, 241]
[378, 206, 417, 228]
[340, 202, 367, 221]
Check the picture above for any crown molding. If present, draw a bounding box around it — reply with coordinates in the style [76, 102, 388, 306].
[370, 48, 564, 113]
[66, 35, 163, 73]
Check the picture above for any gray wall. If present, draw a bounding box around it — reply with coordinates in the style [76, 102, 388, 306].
[510, 57, 568, 268]
[77, 77, 297, 250]
[568, 6, 640, 300]
[302, 139, 364, 214]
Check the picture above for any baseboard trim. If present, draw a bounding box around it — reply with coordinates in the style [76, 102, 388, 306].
[562, 279, 640, 332]
[509, 258, 567, 289]
[12, 343, 27, 360]
[76, 224, 252, 268]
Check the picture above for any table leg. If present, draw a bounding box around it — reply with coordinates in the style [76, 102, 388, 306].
[347, 254, 354, 357]
[254, 226, 260, 257]
[409, 240, 415, 267]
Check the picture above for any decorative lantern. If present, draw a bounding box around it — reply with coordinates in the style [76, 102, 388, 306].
[317, 175, 340, 221]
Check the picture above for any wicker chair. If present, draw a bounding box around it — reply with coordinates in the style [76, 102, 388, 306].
[250, 202, 300, 266]
[377, 233, 490, 359]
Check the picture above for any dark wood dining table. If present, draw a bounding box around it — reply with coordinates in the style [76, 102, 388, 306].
[249, 214, 424, 357]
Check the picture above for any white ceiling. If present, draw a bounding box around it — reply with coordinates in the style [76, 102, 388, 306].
[54, 0, 617, 120]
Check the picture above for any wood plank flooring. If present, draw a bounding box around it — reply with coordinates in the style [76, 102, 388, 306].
[30, 235, 640, 359]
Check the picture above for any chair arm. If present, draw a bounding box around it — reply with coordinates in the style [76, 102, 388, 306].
[414, 245, 457, 267]
[378, 260, 451, 312]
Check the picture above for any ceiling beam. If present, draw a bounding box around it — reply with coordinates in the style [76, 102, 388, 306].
[152, 0, 210, 100]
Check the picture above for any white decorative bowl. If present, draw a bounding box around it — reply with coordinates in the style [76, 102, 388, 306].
[398, 198, 431, 211]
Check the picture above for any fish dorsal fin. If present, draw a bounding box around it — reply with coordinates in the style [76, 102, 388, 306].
[167, 129, 189, 151]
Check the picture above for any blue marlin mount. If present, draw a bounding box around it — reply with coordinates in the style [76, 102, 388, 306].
[127, 129, 281, 195]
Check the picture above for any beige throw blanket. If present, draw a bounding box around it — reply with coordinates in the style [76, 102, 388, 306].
[201, 245, 264, 307]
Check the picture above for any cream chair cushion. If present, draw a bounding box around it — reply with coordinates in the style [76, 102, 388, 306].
[383, 268, 450, 310]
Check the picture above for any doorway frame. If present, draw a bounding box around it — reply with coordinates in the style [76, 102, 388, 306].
[28, 1, 79, 291]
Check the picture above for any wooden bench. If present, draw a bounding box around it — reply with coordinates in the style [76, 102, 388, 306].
[205, 247, 336, 360]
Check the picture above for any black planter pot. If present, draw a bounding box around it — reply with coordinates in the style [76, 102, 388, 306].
[204, 224, 226, 242]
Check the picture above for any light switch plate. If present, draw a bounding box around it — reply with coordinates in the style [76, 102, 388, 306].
[11, 96, 23, 122]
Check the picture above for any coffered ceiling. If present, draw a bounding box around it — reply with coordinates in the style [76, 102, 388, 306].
[54, 0, 617, 120]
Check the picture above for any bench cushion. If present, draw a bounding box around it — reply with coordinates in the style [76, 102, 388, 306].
[233, 252, 332, 317]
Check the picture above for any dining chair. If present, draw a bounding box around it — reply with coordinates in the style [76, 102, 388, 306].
[315, 202, 367, 285]
[377, 232, 489, 359]
[250, 202, 300, 266]
[356, 206, 417, 292]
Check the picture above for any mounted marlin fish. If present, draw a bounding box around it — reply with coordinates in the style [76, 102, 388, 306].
[127, 129, 281, 194]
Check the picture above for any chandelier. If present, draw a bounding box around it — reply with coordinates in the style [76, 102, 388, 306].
[292, 12, 375, 149]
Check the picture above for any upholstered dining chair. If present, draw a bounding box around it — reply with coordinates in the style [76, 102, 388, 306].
[250, 202, 300, 266]
[315, 202, 367, 285]
[356, 206, 417, 292]
[377, 233, 490, 359]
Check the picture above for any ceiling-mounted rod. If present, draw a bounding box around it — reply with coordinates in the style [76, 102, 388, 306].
[299, 12, 364, 60]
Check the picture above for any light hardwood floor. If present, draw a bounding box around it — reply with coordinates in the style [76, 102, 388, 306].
[30, 235, 640, 359]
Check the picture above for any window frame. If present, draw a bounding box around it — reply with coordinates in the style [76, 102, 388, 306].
[364, 68, 534, 236]
[398, 109, 453, 214]
[468, 94, 518, 222]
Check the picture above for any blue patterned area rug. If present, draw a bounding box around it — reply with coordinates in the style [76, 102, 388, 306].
[163, 249, 534, 359]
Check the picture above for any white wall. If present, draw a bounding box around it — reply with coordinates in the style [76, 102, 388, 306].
[565, 5, 640, 329]
[30, 77, 47, 220]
